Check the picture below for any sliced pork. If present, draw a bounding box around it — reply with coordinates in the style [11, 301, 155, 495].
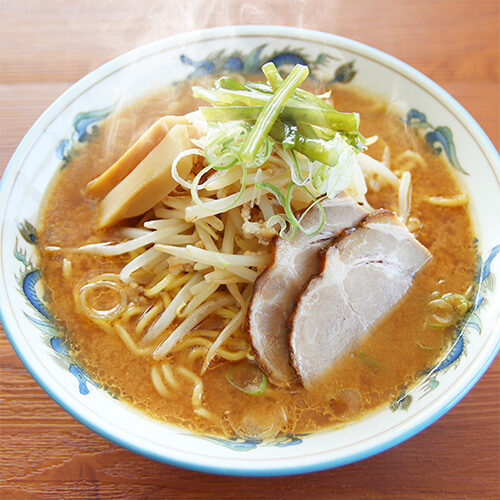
[289, 210, 431, 389]
[247, 193, 369, 387]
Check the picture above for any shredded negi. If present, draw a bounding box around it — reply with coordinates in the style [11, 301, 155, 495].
[191, 62, 367, 237]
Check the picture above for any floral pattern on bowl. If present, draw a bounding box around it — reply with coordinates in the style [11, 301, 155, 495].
[179, 44, 357, 83]
[14, 222, 97, 395]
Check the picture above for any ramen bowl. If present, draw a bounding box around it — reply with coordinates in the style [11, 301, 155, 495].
[1, 25, 499, 476]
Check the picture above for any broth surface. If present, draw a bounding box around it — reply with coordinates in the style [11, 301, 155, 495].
[37, 81, 477, 438]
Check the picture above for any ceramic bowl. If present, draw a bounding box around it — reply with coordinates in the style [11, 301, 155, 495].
[1, 25, 499, 476]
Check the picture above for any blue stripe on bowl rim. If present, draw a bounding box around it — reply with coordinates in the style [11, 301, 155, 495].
[0, 25, 499, 476]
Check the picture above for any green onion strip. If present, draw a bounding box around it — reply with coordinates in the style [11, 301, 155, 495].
[358, 352, 381, 368]
[266, 214, 291, 239]
[284, 183, 326, 237]
[255, 181, 327, 237]
[256, 181, 286, 207]
[263, 62, 333, 111]
[225, 364, 267, 396]
[416, 341, 435, 351]
[240, 64, 309, 164]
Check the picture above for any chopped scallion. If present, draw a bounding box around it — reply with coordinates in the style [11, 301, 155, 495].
[416, 341, 435, 351]
[225, 362, 267, 396]
[358, 352, 380, 368]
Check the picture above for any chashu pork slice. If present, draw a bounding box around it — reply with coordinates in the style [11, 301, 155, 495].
[247, 193, 369, 387]
[290, 210, 432, 389]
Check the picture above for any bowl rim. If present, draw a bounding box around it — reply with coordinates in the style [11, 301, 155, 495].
[1, 24, 499, 477]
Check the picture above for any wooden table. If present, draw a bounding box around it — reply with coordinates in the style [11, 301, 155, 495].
[1, 1, 498, 498]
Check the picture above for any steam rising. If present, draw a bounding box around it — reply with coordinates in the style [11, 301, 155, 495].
[101, 0, 339, 42]
[98, 0, 340, 157]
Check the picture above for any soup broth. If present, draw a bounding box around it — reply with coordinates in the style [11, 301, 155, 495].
[37, 80, 477, 438]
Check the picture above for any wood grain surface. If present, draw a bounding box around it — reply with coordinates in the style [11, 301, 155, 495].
[1, 1, 499, 498]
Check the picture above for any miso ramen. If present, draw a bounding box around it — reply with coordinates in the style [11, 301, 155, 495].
[37, 65, 477, 440]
